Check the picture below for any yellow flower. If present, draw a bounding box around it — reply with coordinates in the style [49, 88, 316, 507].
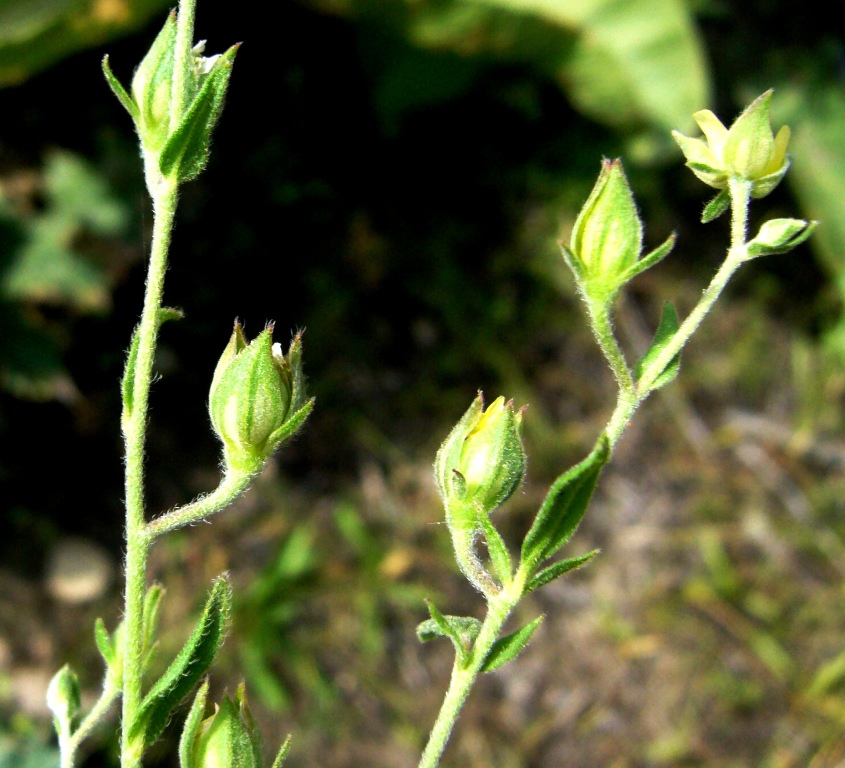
[673, 90, 790, 198]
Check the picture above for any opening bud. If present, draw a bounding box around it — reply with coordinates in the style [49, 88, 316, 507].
[209, 322, 313, 475]
[435, 393, 526, 515]
[673, 90, 791, 199]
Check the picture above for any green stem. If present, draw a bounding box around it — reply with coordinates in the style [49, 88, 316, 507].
[418, 576, 524, 768]
[120, 178, 179, 768]
[63, 678, 121, 768]
[587, 298, 634, 396]
[604, 178, 752, 447]
[170, 0, 197, 132]
[144, 469, 257, 541]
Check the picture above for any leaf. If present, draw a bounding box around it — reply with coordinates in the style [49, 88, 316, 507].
[94, 617, 114, 666]
[480, 616, 544, 673]
[524, 549, 600, 594]
[271, 735, 292, 768]
[121, 325, 141, 425]
[417, 599, 481, 664]
[479, 514, 512, 585]
[520, 437, 609, 572]
[102, 55, 138, 120]
[129, 576, 232, 750]
[702, 189, 730, 223]
[159, 45, 239, 183]
[178, 680, 209, 768]
[142, 583, 165, 670]
[635, 301, 680, 392]
[158, 306, 185, 325]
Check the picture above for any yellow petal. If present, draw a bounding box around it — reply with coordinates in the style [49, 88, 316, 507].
[766, 124, 791, 174]
[693, 109, 729, 160]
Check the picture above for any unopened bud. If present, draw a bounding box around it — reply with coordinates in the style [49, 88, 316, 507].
[435, 393, 526, 515]
[209, 323, 313, 474]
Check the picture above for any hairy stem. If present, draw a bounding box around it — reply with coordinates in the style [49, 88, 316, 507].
[418, 576, 525, 768]
[120, 178, 179, 768]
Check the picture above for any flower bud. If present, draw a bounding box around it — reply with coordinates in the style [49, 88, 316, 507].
[47, 664, 80, 734]
[435, 393, 526, 515]
[131, 12, 178, 153]
[746, 217, 817, 258]
[209, 323, 313, 474]
[563, 159, 673, 306]
[190, 693, 259, 768]
[673, 90, 791, 198]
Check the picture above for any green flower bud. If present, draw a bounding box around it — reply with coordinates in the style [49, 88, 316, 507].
[190, 693, 259, 768]
[673, 90, 791, 198]
[563, 159, 674, 306]
[209, 323, 313, 474]
[131, 12, 178, 153]
[435, 393, 526, 515]
[746, 217, 817, 258]
[46, 664, 80, 735]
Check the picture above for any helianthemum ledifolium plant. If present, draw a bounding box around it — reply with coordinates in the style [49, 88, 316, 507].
[414, 90, 815, 767]
[42, 1, 815, 764]
[46, 1, 312, 767]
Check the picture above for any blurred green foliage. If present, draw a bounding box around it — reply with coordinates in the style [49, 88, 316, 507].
[0, 150, 128, 399]
[0, 0, 169, 86]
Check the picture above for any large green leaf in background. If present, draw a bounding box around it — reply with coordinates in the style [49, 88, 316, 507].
[0, 0, 169, 86]
[310, 0, 711, 144]
[772, 84, 845, 353]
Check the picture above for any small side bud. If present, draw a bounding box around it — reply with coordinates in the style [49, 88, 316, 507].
[747, 218, 817, 258]
[435, 394, 526, 515]
[47, 664, 81, 736]
[209, 323, 313, 474]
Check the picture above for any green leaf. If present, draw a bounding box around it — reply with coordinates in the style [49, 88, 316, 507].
[158, 306, 185, 325]
[479, 514, 512, 586]
[524, 549, 599, 594]
[620, 232, 676, 283]
[129, 575, 232, 750]
[480, 616, 544, 673]
[178, 680, 209, 768]
[159, 44, 239, 182]
[417, 599, 481, 664]
[142, 583, 165, 670]
[701, 189, 730, 223]
[520, 437, 609, 572]
[635, 301, 680, 391]
[101, 55, 138, 121]
[121, 325, 141, 425]
[94, 617, 114, 666]
[271, 735, 292, 768]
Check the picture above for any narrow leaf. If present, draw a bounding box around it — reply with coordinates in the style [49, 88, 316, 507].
[520, 437, 609, 571]
[121, 325, 141, 424]
[524, 550, 599, 594]
[271, 735, 292, 768]
[621, 232, 676, 282]
[635, 301, 681, 391]
[129, 575, 232, 749]
[702, 189, 730, 223]
[159, 45, 239, 182]
[142, 584, 165, 670]
[417, 600, 481, 664]
[178, 679, 209, 768]
[479, 515, 512, 586]
[94, 618, 114, 666]
[101, 55, 138, 120]
[480, 616, 544, 673]
[158, 306, 185, 325]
